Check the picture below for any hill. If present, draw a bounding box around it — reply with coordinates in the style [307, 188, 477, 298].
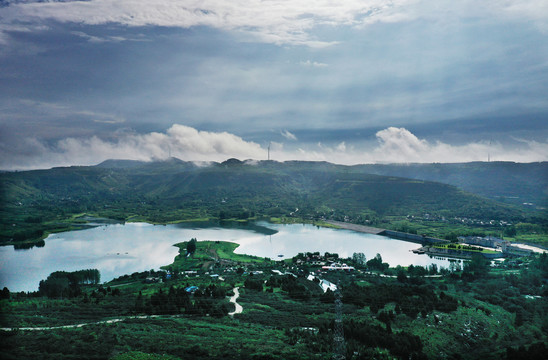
[0, 159, 543, 246]
[352, 162, 548, 207]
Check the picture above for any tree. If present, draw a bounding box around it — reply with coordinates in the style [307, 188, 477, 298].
[367, 253, 388, 271]
[463, 254, 490, 278]
[397, 270, 408, 283]
[352, 252, 367, 266]
[244, 276, 263, 291]
[38, 269, 100, 298]
[0, 287, 10, 300]
[187, 238, 197, 255]
[39, 276, 69, 298]
[504, 226, 517, 237]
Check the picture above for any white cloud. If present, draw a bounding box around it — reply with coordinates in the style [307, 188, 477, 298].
[166, 124, 263, 156]
[368, 127, 548, 164]
[1, 125, 547, 170]
[300, 60, 328, 68]
[268, 127, 548, 164]
[1, 0, 390, 46]
[281, 130, 297, 141]
[373, 127, 430, 162]
[70, 31, 130, 43]
[7, 99, 126, 124]
[0, 124, 265, 170]
[501, 0, 548, 32]
[4, 0, 545, 46]
[336, 142, 346, 152]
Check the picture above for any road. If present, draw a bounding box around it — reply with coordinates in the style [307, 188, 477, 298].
[228, 287, 243, 316]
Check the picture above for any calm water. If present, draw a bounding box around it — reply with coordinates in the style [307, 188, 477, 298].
[0, 221, 452, 292]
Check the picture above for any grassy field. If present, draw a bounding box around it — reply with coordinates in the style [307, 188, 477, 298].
[431, 243, 500, 254]
[166, 240, 267, 273]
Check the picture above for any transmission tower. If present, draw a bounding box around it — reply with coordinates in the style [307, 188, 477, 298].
[333, 280, 346, 360]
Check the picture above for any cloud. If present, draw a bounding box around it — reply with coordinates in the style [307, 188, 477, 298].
[336, 142, 346, 152]
[281, 130, 297, 141]
[4, 0, 545, 47]
[369, 127, 548, 163]
[5, 99, 126, 125]
[270, 127, 548, 164]
[166, 124, 263, 156]
[300, 60, 328, 68]
[1, 0, 388, 47]
[1, 125, 547, 170]
[501, 0, 548, 32]
[0, 124, 265, 170]
[70, 31, 130, 44]
[373, 127, 429, 162]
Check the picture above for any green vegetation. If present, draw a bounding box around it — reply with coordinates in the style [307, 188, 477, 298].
[39, 269, 101, 298]
[354, 161, 548, 207]
[1, 159, 547, 358]
[1, 159, 546, 248]
[432, 243, 500, 254]
[1, 240, 547, 359]
[166, 240, 266, 272]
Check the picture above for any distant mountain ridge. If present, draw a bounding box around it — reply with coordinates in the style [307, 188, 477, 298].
[94, 158, 548, 206]
[2, 158, 545, 245]
[351, 162, 547, 206]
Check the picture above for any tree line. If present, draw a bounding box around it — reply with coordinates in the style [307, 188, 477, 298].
[38, 269, 100, 298]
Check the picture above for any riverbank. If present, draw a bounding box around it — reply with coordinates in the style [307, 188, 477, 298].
[325, 220, 385, 235]
[325, 220, 452, 246]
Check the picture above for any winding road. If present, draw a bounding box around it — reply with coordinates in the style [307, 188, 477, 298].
[228, 286, 243, 317]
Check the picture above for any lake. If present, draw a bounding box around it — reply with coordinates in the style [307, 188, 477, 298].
[0, 221, 454, 292]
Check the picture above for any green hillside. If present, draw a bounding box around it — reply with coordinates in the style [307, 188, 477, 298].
[0, 159, 542, 246]
[353, 162, 548, 207]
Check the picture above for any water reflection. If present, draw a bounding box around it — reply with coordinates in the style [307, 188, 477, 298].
[240, 222, 451, 270]
[174, 220, 278, 235]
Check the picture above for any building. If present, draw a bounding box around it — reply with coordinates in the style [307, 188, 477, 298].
[458, 236, 505, 249]
[321, 263, 355, 271]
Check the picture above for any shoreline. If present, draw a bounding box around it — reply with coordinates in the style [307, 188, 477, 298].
[325, 220, 385, 235]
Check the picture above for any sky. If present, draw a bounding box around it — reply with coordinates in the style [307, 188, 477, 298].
[0, 0, 547, 170]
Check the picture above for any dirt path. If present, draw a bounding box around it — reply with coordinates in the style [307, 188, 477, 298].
[0, 315, 167, 332]
[3, 287, 245, 331]
[228, 287, 243, 317]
